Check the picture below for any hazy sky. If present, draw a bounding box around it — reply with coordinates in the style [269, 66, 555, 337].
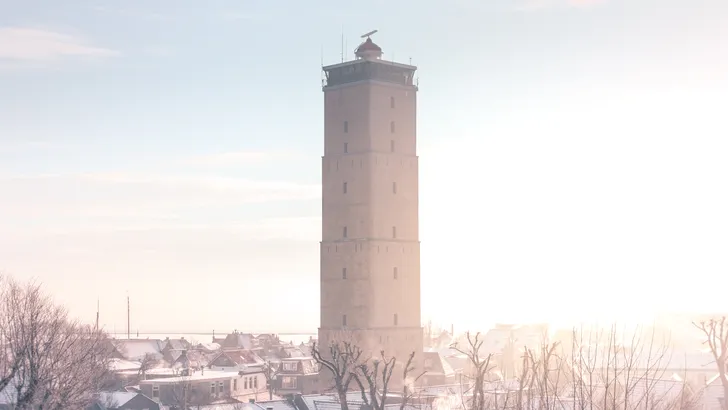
[1, 0, 726, 334]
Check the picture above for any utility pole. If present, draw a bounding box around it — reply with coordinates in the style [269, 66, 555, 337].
[127, 294, 130, 340]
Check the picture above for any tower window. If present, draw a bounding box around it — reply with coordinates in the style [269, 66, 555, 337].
[344, 142, 348, 153]
[344, 121, 348, 133]
[342, 314, 347, 326]
[390, 121, 395, 133]
[390, 96, 395, 108]
[394, 314, 398, 326]
[390, 140, 395, 152]
[392, 226, 397, 239]
[393, 267, 398, 280]
[343, 182, 347, 194]
[393, 182, 397, 194]
[343, 226, 348, 238]
[342, 267, 347, 279]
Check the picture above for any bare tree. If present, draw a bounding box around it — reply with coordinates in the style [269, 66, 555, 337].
[166, 371, 217, 410]
[450, 325, 697, 410]
[311, 341, 364, 410]
[694, 317, 728, 410]
[451, 332, 495, 410]
[352, 350, 423, 410]
[0, 276, 113, 409]
[400, 352, 426, 410]
[262, 360, 278, 400]
[137, 352, 158, 382]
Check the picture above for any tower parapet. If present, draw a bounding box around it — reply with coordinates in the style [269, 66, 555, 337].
[323, 36, 416, 89]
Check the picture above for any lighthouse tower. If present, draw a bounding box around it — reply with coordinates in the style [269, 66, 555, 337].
[318, 33, 423, 368]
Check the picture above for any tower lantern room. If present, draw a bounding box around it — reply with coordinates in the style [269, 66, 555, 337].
[355, 36, 383, 60]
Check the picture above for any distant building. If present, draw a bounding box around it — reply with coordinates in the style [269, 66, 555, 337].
[221, 331, 254, 351]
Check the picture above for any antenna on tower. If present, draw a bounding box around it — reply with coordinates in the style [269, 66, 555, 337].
[321, 44, 325, 87]
[340, 26, 344, 63]
[95, 298, 99, 331]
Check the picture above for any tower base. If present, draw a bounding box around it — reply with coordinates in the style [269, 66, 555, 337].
[316, 327, 424, 392]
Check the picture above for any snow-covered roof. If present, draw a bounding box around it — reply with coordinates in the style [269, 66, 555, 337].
[252, 400, 297, 410]
[97, 391, 138, 407]
[117, 367, 177, 377]
[164, 402, 294, 410]
[139, 370, 237, 384]
[199, 342, 221, 351]
[222, 333, 253, 350]
[109, 358, 142, 371]
[630, 378, 689, 406]
[113, 339, 164, 361]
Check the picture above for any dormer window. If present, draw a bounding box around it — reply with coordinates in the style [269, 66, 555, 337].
[282, 361, 298, 372]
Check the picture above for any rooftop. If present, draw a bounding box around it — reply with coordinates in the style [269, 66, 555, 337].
[97, 391, 139, 407]
[140, 370, 237, 384]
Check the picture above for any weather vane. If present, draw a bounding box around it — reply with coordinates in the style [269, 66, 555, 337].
[361, 29, 378, 39]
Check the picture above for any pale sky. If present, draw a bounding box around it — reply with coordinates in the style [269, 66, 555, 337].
[0, 0, 726, 334]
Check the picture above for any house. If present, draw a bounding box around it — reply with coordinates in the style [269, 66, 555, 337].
[109, 358, 143, 373]
[185, 398, 296, 410]
[254, 334, 281, 349]
[197, 342, 222, 354]
[276, 357, 321, 396]
[697, 374, 727, 410]
[421, 351, 457, 386]
[281, 346, 307, 359]
[88, 391, 160, 410]
[221, 331, 254, 351]
[209, 350, 266, 372]
[162, 337, 192, 352]
[171, 349, 212, 371]
[139, 370, 267, 406]
[112, 339, 165, 361]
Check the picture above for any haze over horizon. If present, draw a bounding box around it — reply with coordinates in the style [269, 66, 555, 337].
[1, 0, 726, 334]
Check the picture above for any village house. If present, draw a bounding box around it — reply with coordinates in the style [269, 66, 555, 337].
[420, 351, 457, 386]
[87, 391, 160, 410]
[699, 374, 727, 410]
[170, 349, 214, 371]
[139, 369, 266, 406]
[276, 357, 321, 396]
[208, 349, 266, 372]
[111, 339, 165, 362]
[221, 331, 254, 350]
